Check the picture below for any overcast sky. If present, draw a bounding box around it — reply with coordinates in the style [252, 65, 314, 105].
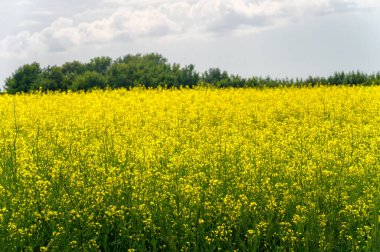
[1, 0, 380, 87]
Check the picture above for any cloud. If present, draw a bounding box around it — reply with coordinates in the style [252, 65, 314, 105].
[0, 0, 379, 59]
[14, 0, 33, 6]
[17, 20, 42, 29]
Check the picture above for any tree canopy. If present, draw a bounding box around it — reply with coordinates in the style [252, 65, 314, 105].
[3, 53, 380, 93]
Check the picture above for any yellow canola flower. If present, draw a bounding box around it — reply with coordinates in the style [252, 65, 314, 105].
[0, 86, 378, 251]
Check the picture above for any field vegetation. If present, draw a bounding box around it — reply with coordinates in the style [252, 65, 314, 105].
[0, 86, 379, 251]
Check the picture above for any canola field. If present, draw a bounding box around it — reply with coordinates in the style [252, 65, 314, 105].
[0, 86, 379, 251]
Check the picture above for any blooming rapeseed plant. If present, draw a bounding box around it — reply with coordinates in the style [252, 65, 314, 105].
[0, 86, 379, 251]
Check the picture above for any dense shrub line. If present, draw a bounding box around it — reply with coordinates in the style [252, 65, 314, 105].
[4, 53, 380, 93]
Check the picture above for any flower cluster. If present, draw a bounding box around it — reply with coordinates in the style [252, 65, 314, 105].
[0, 86, 379, 251]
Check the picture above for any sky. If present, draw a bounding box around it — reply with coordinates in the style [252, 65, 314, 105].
[1, 0, 380, 87]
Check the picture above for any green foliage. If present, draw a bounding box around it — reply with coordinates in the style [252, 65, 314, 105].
[113, 53, 173, 88]
[3, 53, 380, 93]
[202, 68, 229, 85]
[177, 64, 199, 87]
[86, 56, 112, 74]
[35, 66, 65, 91]
[61, 60, 86, 75]
[61, 60, 87, 90]
[5, 62, 41, 94]
[69, 71, 107, 91]
[107, 63, 134, 89]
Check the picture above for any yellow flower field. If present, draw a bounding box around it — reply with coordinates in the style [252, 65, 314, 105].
[0, 86, 379, 251]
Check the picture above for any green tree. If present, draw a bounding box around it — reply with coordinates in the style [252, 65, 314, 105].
[35, 66, 65, 91]
[107, 63, 134, 88]
[112, 53, 173, 88]
[202, 68, 229, 85]
[5, 62, 41, 94]
[69, 71, 107, 91]
[87, 56, 112, 74]
[61, 61, 86, 75]
[178, 64, 199, 87]
[61, 61, 87, 90]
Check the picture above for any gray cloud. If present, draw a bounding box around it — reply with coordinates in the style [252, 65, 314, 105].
[0, 0, 379, 59]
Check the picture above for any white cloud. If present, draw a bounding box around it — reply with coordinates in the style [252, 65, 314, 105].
[0, 0, 379, 59]
[17, 20, 42, 29]
[0, 31, 46, 59]
[14, 0, 33, 6]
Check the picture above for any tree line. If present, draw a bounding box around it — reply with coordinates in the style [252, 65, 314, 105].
[3, 53, 380, 93]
